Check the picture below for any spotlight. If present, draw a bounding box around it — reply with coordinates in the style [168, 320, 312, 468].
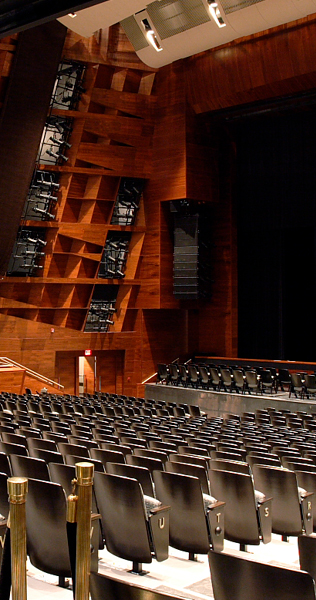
[25, 251, 45, 256]
[207, 1, 226, 27]
[38, 193, 58, 201]
[23, 237, 36, 245]
[49, 136, 72, 149]
[141, 18, 163, 52]
[33, 207, 55, 219]
[105, 319, 114, 325]
[46, 149, 68, 162]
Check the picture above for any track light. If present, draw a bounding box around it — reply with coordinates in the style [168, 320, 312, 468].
[54, 120, 72, 134]
[38, 193, 58, 201]
[49, 136, 72, 149]
[115, 270, 125, 278]
[107, 256, 116, 262]
[105, 319, 114, 325]
[208, 1, 226, 27]
[46, 149, 68, 162]
[141, 18, 163, 52]
[33, 207, 55, 219]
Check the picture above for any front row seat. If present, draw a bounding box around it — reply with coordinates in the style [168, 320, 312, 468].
[153, 470, 225, 560]
[208, 468, 272, 551]
[94, 472, 170, 575]
[208, 549, 316, 600]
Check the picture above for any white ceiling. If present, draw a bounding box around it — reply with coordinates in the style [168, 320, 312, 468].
[58, 0, 316, 67]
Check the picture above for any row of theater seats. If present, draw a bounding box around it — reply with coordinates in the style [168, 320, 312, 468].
[1, 391, 316, 586]
[90, 551, 316, 600]
[157, 363, 316, 398]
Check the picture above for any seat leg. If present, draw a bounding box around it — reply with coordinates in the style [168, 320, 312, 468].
[189, 553, 198, 561]
[58, 577, 69, 588]
[239, 544, 248, 552]
[129, 562, 149, 576]
[282, 535, 289, 542]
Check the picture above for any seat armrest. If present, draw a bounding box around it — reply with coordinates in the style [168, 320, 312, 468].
[205, 501, 225, 553]
[257, 497, 272, 544]
[149, 504, 170, 516]
[300, 492, 313, 536]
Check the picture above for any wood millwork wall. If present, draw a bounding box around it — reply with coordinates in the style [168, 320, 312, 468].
[1, 16, 316, 394]
[186, 14, 316, 114]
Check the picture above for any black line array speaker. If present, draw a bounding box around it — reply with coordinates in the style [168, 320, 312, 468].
[173, 215, 199, 299]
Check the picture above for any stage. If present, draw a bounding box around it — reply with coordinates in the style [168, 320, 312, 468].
[145, 383, 316, 418]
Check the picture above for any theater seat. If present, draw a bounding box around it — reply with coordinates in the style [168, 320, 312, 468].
[94, 471, 170, 574]
[208, 549, 316, 600]
[208, 468, 272, 550]
[252, 464, 313, 538]
[153, 470, 224, 559]
[91, 571, 187, 600]
[26, 478, 72, 587]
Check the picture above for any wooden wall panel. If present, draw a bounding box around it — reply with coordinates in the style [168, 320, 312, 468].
[139, 309, 189, 392]
[186, 15, 316, 114]
[56, 353, 77, 394]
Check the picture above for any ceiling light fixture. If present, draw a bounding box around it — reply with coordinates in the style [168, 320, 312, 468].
[141, 18, 163, 52]
[208, 2, 226, 28]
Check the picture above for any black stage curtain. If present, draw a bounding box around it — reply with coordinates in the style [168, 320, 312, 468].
[234, 108, 316, 361]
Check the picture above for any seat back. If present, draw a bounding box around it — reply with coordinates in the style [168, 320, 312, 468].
[0, 441, 28, 456]
[169, 453, 208, 469]
[153, 470, 211, 554]
[252, 465, 307, 535]
[48, 462, 76, 497]
[57, 442, 89, 459]
[90, 571, 184, 600]
[26, 478, 72, 577]
[32, 448, 64, 464]
[106, 462, 155, 497]
[1, 432, 28, 447]
[208, 549, 316, 600]
[165, 460, 209, 494]
[27, 437, 57, 455]
[296, 470, 316, 528]
[90, 448, 125, 467]
[209, 469, 263, 545]
[209, 459, 250, 475]
[0, 452, 12, 476]
[126, 454, 164, 476]
[0, 472, 9, 518]
[94, 472, 152, 564]
[134, 448, 168, 464]
[10, 454, 49, 481]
